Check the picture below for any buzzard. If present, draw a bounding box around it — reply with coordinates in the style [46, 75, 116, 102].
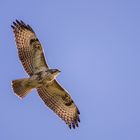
[11, 20, 80, 129]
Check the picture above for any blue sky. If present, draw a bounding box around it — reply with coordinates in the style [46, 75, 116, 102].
[0, 0, 140, 139]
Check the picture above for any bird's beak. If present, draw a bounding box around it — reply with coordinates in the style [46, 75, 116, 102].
[54, 70, 61, 77]
[55, 70, 61, 76]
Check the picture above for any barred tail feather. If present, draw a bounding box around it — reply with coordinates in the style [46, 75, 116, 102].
[12, 78, 32, 99]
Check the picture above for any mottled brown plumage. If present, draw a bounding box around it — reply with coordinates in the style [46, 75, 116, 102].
[11, 20, 80, 129]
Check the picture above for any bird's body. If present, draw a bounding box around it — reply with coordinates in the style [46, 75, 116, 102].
[17, 69, 60, 87]
[11, 20, 80, 129]
[30, 69, 61, 87]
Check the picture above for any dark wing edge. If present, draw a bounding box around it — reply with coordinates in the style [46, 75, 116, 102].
[11, 19, 35, 33]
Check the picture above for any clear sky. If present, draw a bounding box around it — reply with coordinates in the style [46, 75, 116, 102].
[0, 0, 140, 140]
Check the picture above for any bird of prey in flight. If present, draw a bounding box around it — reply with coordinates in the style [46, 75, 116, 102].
[11, 20, 80, 129]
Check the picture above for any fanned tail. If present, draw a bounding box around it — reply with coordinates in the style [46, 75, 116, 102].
[12, 78, 32, 99]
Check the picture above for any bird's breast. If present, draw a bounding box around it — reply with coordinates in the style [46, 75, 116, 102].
[32, 71, 54, 86]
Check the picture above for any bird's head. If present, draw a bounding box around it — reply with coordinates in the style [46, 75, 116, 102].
[48, 69, 61, 78]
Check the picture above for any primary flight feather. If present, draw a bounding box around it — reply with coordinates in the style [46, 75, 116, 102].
[11, 20, 80, 129]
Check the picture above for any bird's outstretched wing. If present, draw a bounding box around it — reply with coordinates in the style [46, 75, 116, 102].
[11, 20, 48, 76]
[37, 80, 80, 129]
